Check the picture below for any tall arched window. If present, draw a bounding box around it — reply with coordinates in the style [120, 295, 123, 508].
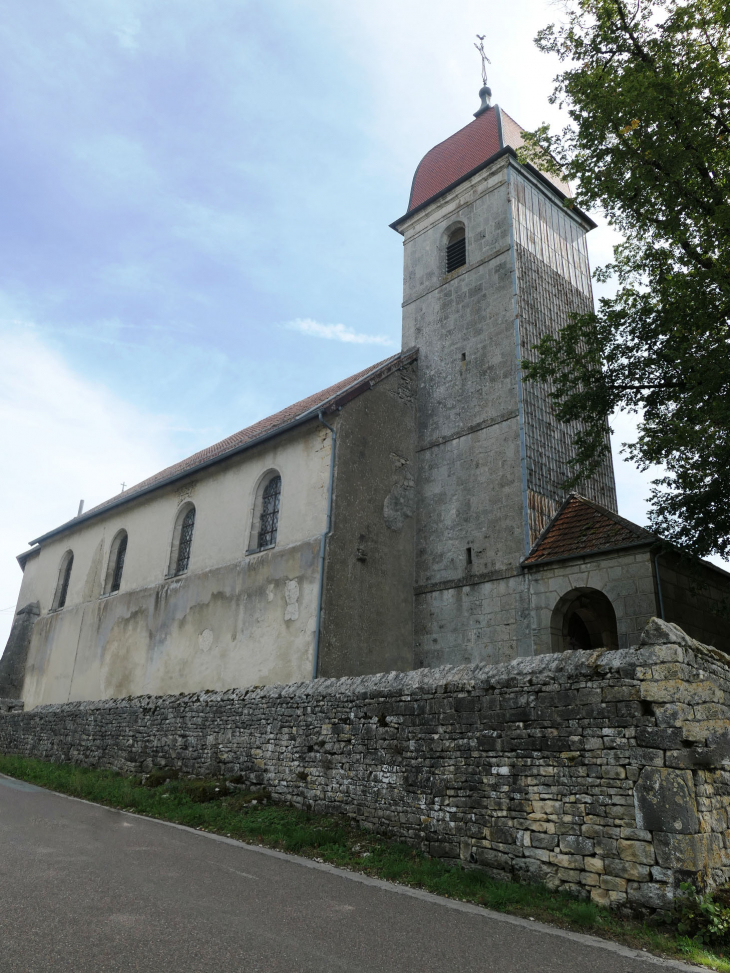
[446, 226, 466, 273]
[104, 530, 128, 594]
[53, 551, 74, 610]
[168, 503, 196, 577]
[259, 475, 281, 549]
[248, 471, 282, 553]
[176, 507, 195, 574]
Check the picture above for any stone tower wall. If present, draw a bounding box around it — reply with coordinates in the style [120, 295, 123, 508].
[398, 151, 618, 665]
[400, 156, 531, 665]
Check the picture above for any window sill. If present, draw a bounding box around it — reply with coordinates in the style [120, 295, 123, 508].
[245, 544, 276, 557]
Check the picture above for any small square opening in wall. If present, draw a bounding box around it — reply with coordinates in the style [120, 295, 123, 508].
[461, 352, 466, 362]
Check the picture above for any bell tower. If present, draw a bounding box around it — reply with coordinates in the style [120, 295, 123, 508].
[391, 88, 617, 667]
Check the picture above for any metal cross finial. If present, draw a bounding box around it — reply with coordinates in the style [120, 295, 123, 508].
[120, 482, 126, 492]
[474, 35, 490, 87]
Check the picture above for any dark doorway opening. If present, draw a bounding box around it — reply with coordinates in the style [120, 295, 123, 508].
[551, 587, 619, 653]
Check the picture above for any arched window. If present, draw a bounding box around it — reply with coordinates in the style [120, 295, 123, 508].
[53, 551, 74, 610]
[168, 503, 196, 577]
[248, 471, 282, 553]
[445, 226, 466, 273]
[550, 587, 619, 653]
[104, 530, 128, 594]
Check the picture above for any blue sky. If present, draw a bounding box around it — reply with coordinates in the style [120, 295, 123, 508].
[1, 0, 716, 641]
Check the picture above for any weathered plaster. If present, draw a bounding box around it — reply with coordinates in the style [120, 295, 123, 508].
[318, 363, 417, 677]
[17, 421, 331, 707]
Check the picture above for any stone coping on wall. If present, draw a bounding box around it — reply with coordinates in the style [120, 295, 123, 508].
[3, 617, 730, 913]
[22, 624, 725, 710]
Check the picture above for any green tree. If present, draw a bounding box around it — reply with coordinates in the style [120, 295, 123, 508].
[519, 0, 730, 559]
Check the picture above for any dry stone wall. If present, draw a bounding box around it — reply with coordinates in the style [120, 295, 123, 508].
[2, 618, 730, 912]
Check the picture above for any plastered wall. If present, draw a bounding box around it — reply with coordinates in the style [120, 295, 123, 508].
[14, 421, 332, 707]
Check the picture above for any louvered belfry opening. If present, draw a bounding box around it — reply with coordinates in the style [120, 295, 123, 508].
[446, 227, 466, 273]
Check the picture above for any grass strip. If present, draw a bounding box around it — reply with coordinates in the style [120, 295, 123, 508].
[1, 753, 728, 971]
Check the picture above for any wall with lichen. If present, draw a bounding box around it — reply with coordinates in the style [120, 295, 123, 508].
[2, 617, 730, 913]
[318, 361, 417, 677]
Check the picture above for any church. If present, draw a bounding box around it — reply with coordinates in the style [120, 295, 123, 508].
[3, 84, 729, 709]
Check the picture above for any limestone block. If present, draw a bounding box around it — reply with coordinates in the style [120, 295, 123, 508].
[559, 835, 594, 856]
[639, 617, 696, 649]
[604, 858, 651, 882]
[531, 833, 558, 850]
[654, 833, 725, 871]
[617, 839, 655, 865]
[600, 875, 627, 892]
[557, 870, 585, 888]
[591, 887, 611, 906]
[651, 867, 673, 883]
[620, 828, 652, 842]
[634, 768, 699, 834]
[640, 679, 723, 706]
[549, 852, 584, 870]
[627, 882, 673, 910]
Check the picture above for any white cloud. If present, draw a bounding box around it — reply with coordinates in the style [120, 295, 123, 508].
[0, 323, 179, 647]
[284, 318, 394, 346]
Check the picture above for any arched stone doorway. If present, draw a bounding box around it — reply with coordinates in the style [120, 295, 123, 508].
[550, 587, 619, 653]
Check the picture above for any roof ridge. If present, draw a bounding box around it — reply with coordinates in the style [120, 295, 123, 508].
[27, 349, 416, 547]
[568, 493, 654, 539]
[523, 493, 655, 567]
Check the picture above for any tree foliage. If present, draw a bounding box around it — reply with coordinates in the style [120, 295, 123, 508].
[519, 0, 730, 558]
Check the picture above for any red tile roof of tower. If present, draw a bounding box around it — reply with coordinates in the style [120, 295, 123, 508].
[406, 106, 570, 214]
[523, 494, 654, 566]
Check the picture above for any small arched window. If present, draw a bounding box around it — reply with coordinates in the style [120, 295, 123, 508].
[53, 550, 74, 610]
[446, 226, 466, 273]
[104, 530, 128, 594]
[248, 471, 282, 553]
[168, 503, 196, 577]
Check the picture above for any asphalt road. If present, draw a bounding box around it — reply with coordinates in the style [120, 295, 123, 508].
[0, 774, 695, 973]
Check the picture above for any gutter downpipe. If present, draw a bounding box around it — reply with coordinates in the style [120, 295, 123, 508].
[654, 550, 666, 620]
[312, 411, 337, 680]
